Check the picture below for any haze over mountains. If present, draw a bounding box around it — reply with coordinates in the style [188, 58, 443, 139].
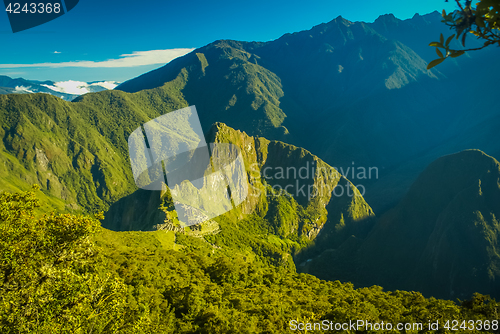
[303, 149, 500, 300]
[118, 11, 500, 213]
[0, 11, 499, 301]
[0, 75, 118, 101]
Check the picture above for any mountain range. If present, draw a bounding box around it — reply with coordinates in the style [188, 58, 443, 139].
[117, 11, 500, 213]
[0, 11, 499, 301]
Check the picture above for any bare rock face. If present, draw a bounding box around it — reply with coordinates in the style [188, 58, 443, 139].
[35, 148, 49, 171]
[204, 122, 374, 242]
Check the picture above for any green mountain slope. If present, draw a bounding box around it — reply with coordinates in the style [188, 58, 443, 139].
[404, 150, 500, 299]
[1, 174, 499, 333]
[119, 41, 290, 142]
[90, 223, 500, 333]
[1, 11, 499, 304]
[0, 89, 375, 280]
[306, 150, 500, 299]
[2, 82, 498, 300]
[0, 81, 189, 212]
[103, 122, 375, 270]
[116, 12, 500, 212]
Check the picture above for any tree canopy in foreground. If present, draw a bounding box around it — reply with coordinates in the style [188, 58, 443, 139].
[0, 188, 499, 333]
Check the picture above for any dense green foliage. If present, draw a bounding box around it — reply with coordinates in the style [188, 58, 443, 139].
[0, 187, 128, 333]
[1, 188, 499, 333]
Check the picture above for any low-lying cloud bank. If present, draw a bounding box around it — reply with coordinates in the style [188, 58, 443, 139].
[41, 80, 119, 95]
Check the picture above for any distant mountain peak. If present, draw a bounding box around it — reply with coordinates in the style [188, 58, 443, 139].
[419, 10, 442, 20]
[373, 13, 399, 28]
[331, 15, 353, 26]
[410, 12, 428, 24]
[377, 13, 397, 20]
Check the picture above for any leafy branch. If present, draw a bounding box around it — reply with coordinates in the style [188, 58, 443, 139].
[427, 0, 500, 69]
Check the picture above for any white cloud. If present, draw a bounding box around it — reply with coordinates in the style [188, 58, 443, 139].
[42, 81, 90, 95]
[14, 85, 34, 93]
[0, 48, 195, 69]
[54, 51, 61, 54]
[90, 81, 118, 90]
[42, 80, 119, 95]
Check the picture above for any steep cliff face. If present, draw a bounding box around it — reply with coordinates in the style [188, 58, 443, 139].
[208, 123, 375, 241]
[104, 123, 375, 257]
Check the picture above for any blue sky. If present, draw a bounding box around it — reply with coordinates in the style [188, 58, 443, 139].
[0, 0, 458, 83]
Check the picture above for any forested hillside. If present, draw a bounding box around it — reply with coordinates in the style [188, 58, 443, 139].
[1, 9, 499, 333]
[1, 188, 499, 333]
[117, 12, 500, 212]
